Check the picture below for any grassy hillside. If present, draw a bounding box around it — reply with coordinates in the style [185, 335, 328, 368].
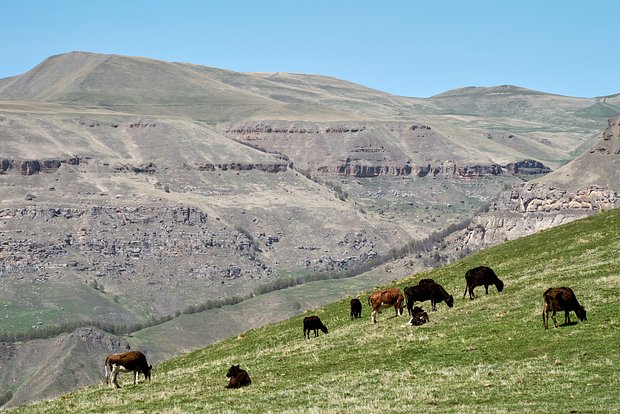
[10, 207, 620, 413]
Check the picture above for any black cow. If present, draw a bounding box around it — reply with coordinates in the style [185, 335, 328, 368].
[542, 287, 587, 330]
[303, 315, 328, 339]
[463, 266, 504, 300]
[407, 306, 429, 326]
[225, 365, 251, 388]
[350, 298, 362, 319]
[404, 280, 454, 314]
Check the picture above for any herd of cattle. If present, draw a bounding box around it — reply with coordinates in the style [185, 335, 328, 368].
[102, 266, 587, 389]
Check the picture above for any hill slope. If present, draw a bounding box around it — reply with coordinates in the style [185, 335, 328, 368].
[10, 207, 620, 413]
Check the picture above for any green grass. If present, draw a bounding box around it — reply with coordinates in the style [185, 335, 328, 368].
[10, 209, 620, 413]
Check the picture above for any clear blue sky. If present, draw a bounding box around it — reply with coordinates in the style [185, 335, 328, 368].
[1, 0, 618, 98]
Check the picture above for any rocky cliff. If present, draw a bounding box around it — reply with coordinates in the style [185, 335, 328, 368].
[445, 116, 620, 252]
[228, 121, 551, 179]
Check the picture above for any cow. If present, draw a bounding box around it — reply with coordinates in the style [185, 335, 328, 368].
[368, 287, 404, 324]
[104, 350, 152, 389]
[407, 305, 429, 326]
[404, 280, 454, 314]
[350, 298, 362, 319]
[303, 315, 328, 339]
[225, 364, 251, 388]
[542, 287, 587, 330]
[463, 266, 504, 300]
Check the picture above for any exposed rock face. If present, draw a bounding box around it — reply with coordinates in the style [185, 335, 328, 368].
[0, 157, 290, 175]
[227, 121, 550, 179]
[195, 162, 290, 173]
[539, 115, 620, 190]
[595, 116, 620, 152]
[504, 159, 552, 175]
[0, 157, 82, 175]
[450, 184, 618, 251]
[443, 117, 620, 253]
[325, 160, 503, 178]
[493, 184, 617, 213]
[0, 205, 271, 317]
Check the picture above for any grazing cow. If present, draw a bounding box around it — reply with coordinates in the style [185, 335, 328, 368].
[404, 280, 454, 314]
[542, 287, 587, 330]
[407, 305, 429, 326]
[350, 298, 362, 319]
[463, 266, 504, 300]
[368, 287, 404, 324]
[225, 364, 251, 388]
[303, 315, 328, 339]
[104, 350, 152, 389]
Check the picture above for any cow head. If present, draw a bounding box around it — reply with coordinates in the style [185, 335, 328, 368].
[144, 365, 152, 381]
[320, 325, 328, 334]
[496, 279, 505, 292]
[227, 365, 242, 378]
[446, 295, 454, 308]
[576, 306, 587, 322]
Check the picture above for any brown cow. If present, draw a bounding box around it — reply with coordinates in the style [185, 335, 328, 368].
[542, 287, 587, 330]
[368, 287, 404, 324]
[104, 350, 152, 388]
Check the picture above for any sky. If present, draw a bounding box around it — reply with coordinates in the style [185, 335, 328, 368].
[1, 0, 619, 98]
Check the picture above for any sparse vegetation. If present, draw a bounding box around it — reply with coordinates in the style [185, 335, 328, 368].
[8, 207, 620, 413]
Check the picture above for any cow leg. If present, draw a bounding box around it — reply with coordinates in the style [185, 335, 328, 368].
[111, 366, 121, 388]
[463, 284, 468, 299]
[133, 370, 138, 385]
[551, 310, 558, 328]
[371, 309, 377, 324]
[565, 311, 571, 325]
[104, 363, 110, 385]
[484, 285, 489, 294]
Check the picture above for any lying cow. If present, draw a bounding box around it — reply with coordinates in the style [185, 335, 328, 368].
[463, 266, 504, 300]
[542, 287, 587, 330]
[303, 315, 328, 339]
[368, 287, 404, 324]
[404, 279, 454, 314]
[407, 305, 429, 326]
[225, 364, 251, 388]
[350, 298, 362, 319]
[104, 350, 152, 388]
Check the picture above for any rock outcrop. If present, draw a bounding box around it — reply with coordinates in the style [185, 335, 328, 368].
[227, 121, 550, 179]
[0, 157, 82, 175]
[450, 184, 618, 251]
